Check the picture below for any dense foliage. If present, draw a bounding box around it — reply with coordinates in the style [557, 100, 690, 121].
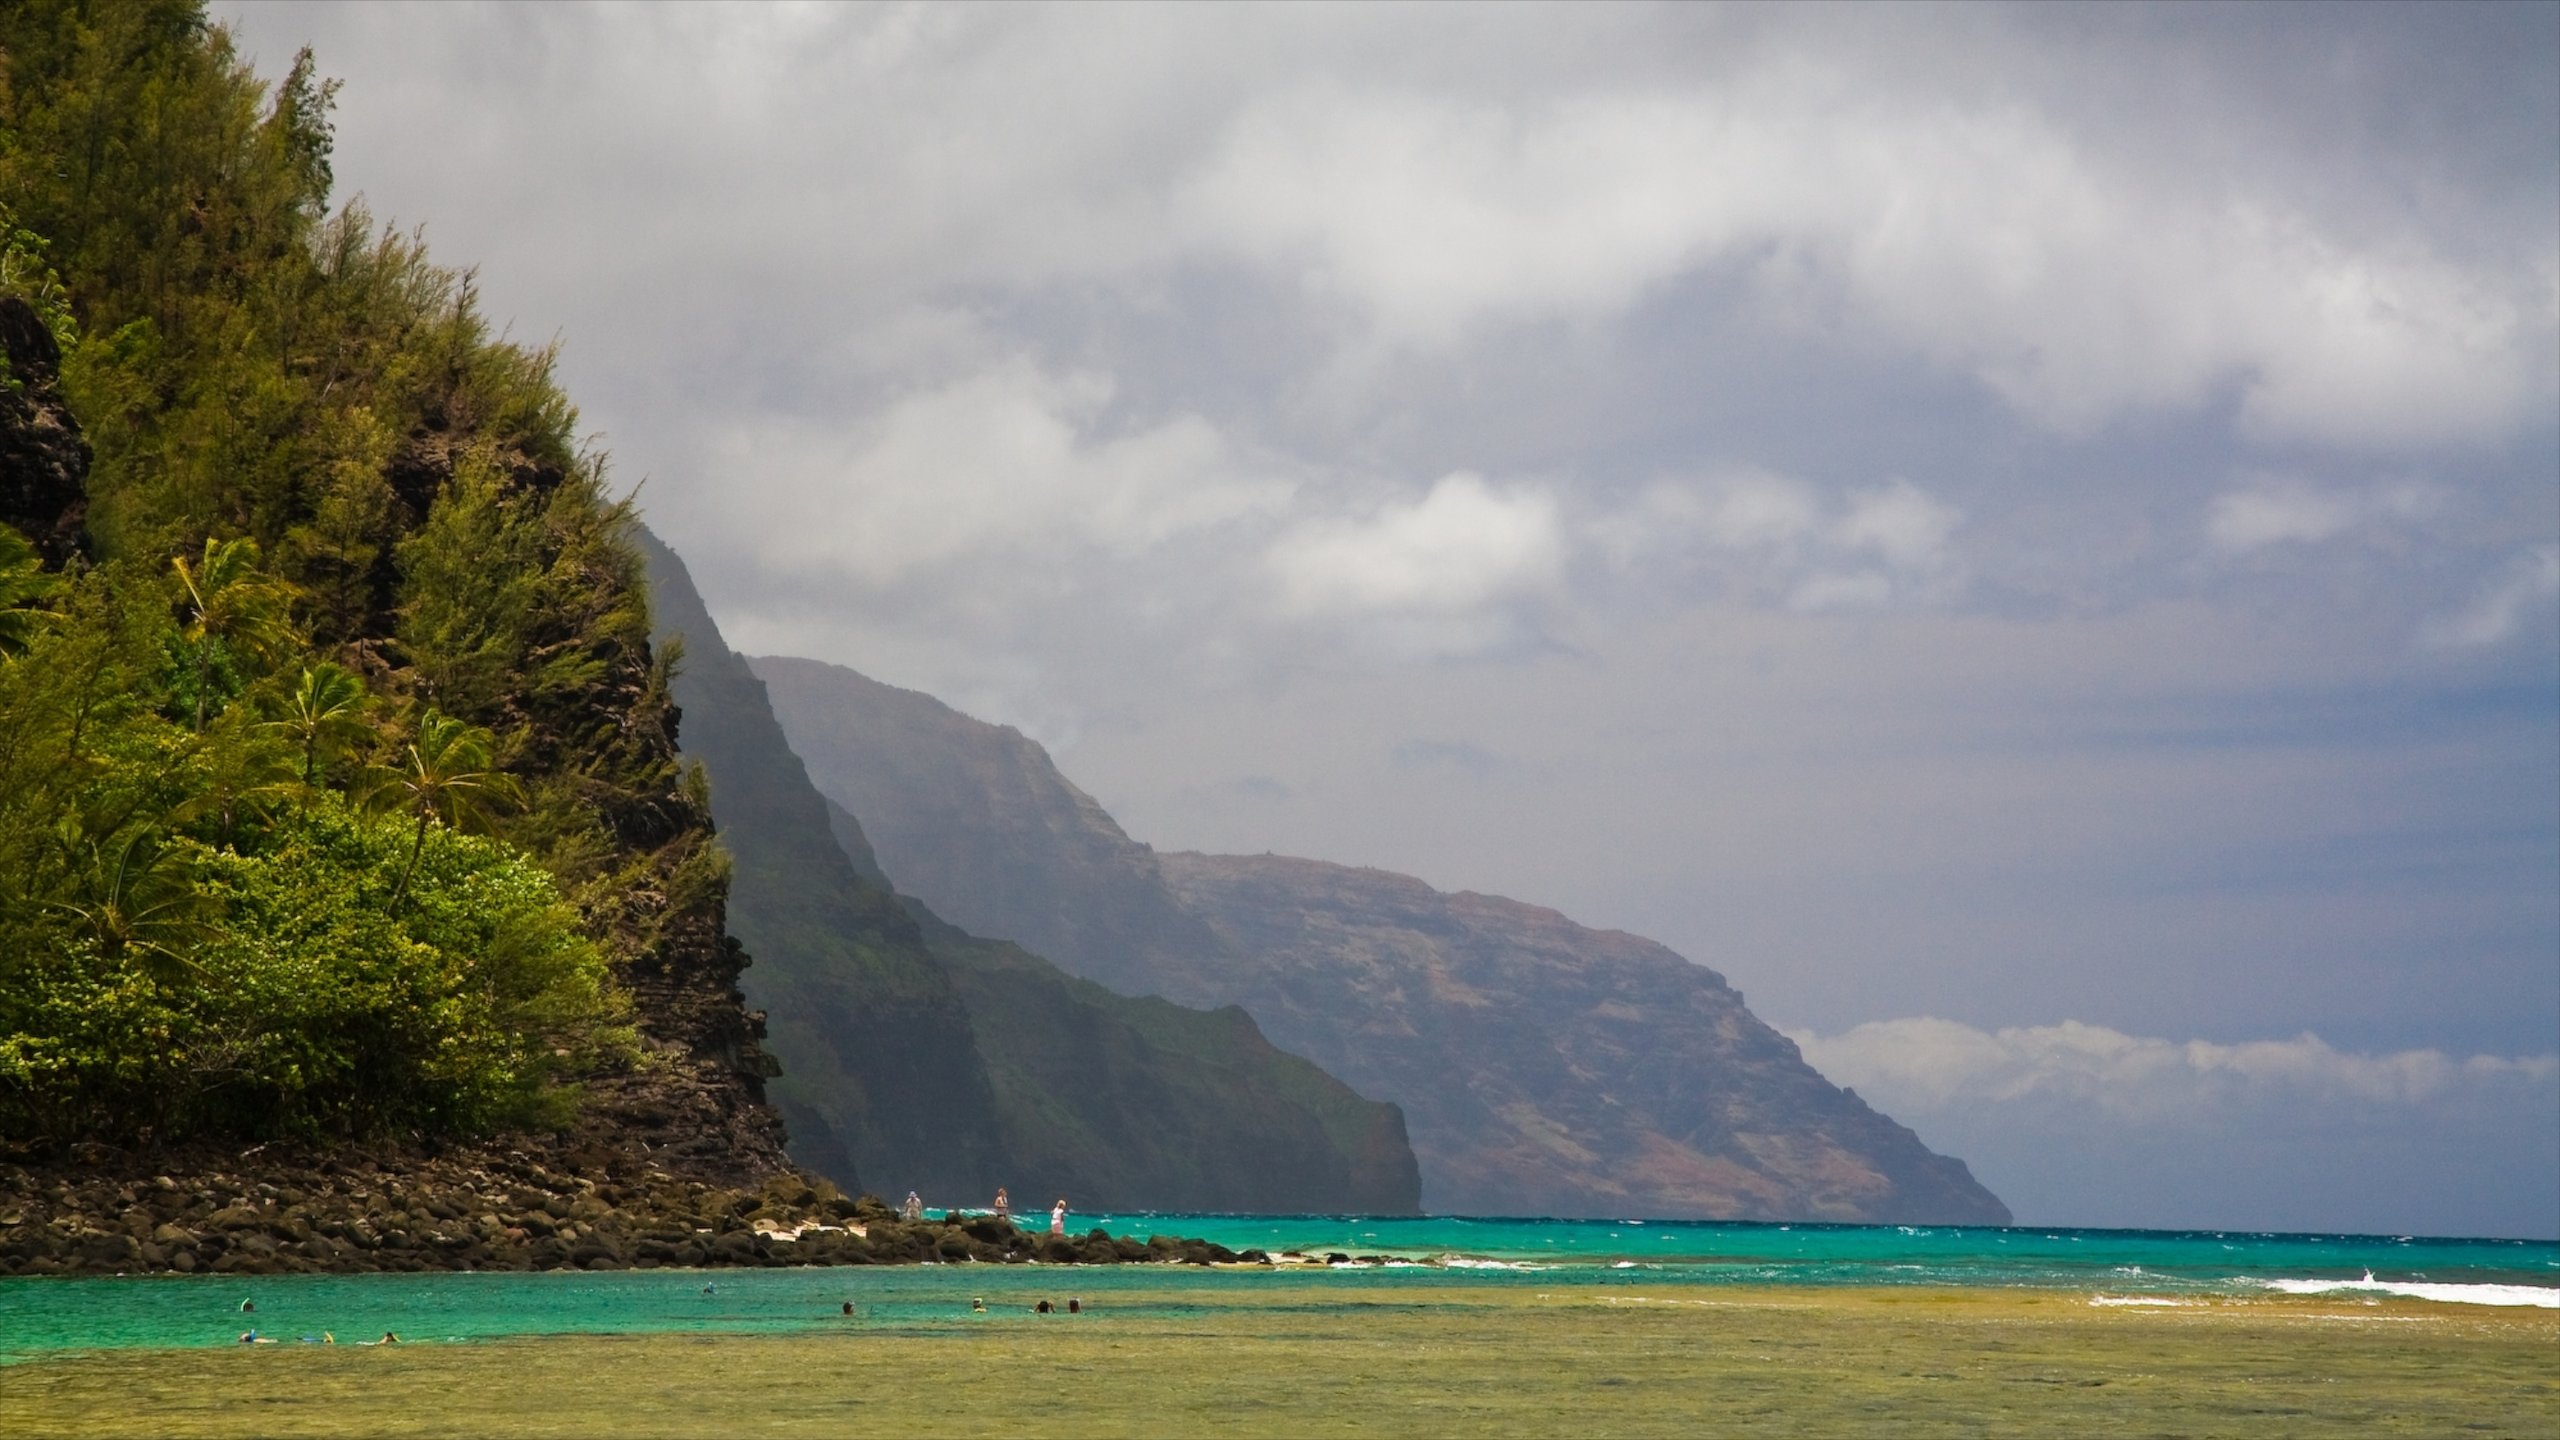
[0, 0, 705, 1148]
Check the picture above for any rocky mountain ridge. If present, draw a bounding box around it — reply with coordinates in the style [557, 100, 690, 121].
[751, 656, 2010, 1225]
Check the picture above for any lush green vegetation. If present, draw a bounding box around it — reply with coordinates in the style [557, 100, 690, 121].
[0, 1, 699, 1148]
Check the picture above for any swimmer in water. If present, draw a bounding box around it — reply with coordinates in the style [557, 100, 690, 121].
[240, 1299, 255, 1312]
[970, 1297, 986, 1313]
[1068, 1298, 1081, 1314]
[841, 1301, 854, 1316]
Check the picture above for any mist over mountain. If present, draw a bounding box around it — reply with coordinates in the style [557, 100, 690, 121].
[752, 655, 2008, 1225]
[642, 532, 1418, 1213]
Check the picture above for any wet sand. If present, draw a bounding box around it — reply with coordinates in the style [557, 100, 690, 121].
[1, 1284, 2550, 1437]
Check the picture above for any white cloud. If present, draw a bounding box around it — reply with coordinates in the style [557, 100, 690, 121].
[2204, 479, 2441, 554]
[2206, 487, 2360, 552]
[1704, 472, 1823, 550]
[1265, 471, 1566, 637]
[1791, 1016, 2559, 1122]
[2426, 545, 2560, 649]
[1611, 472, 1966, 613]
[1834, 479, 1961, 572]
[1174, 69, 2549, 448]
[703, 357, 1285, 589]
[256, 5, 2552, 452]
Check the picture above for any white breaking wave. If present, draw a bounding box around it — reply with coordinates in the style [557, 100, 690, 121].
[2262, 1278, 2560, 1308]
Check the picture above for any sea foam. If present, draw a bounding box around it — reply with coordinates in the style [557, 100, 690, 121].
[2262, 1278, 2560, 1308]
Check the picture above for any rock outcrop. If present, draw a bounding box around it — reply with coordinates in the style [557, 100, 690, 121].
[0, 296, 88, 566]
[0, 1141, 1250, 1277]
[751, 656, 2010, 1225]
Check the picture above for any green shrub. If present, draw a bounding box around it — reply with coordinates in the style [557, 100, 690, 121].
[0, 796, 631, 1146]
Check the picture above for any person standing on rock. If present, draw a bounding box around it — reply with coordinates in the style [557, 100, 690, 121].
[902, 1191, 923, 1222]
[1050, 1199, 1068, 1236]
[993, 1188, 1011, 1221]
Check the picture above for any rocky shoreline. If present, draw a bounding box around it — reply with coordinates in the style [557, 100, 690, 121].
[0, 1142, 1252, 1278]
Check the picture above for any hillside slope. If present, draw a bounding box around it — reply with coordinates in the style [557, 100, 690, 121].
[643, 537, 1418, 1213]
[753, 655, 2009, 1224]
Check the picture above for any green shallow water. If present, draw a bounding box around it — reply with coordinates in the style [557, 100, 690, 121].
[3, 1216, 2551, 1359]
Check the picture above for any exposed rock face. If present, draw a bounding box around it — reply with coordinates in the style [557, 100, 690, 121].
[752, 656, 2010, 1225]
[643, 535, 1420, 1214]
[1156, 854, 2006, 1224]
[0, 295, 90, 564]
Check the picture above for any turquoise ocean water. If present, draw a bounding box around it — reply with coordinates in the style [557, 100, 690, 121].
[3, 1215, 2552, 1359]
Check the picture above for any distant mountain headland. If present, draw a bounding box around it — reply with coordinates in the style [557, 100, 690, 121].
[641, 532, 1420, 1215]
[751, 656, 2011, 1226]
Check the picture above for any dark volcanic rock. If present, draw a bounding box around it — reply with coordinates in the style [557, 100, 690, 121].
[0, 295, 90, 565]
[0, 1142, 1214, 1277]
[751, 657, 2010, 1226]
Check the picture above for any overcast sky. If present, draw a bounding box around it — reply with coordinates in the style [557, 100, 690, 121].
[220, 1, 2558, 1237]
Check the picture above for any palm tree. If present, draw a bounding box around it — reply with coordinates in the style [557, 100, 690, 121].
[172, 537, 296, 729]
[0, 525, 54, 658]
[363, 709, 522, 901]
[51, 827, 215, 984]
[263, 661, 372, 793]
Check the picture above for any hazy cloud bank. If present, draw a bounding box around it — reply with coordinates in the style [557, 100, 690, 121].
[1794, 1017, 2557, 1117]
[1794, 1018, 2560, 1237]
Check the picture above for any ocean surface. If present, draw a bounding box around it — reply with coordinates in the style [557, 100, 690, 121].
[3, 1214, 2552, 1360]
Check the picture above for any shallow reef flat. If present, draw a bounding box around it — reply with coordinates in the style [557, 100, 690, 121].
[1, 1285, 2550, 1437]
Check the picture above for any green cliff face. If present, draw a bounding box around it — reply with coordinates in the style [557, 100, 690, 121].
[641, 534, 1419, 1214]
[635, 530, 1005, 1199]
[0, 1, 784, 1177]
[751, 655, 2011, 1226]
